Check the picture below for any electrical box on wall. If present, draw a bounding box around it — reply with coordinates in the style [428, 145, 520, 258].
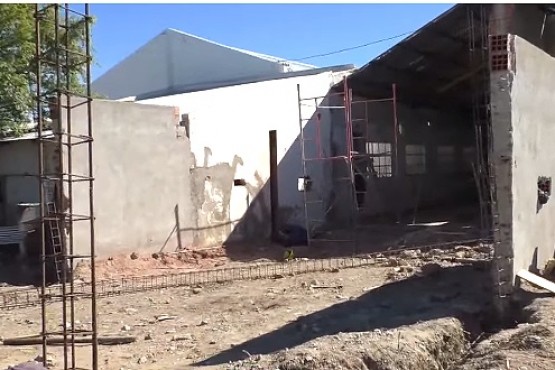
[234, 179, 246, 187]
[298, 176, 312, 192]
[538, 176, 552, 206]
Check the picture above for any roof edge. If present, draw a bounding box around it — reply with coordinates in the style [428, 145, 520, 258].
[135, 64, 355, 101]
[349, 3, 463, 81]
[164, 28, 316, 69]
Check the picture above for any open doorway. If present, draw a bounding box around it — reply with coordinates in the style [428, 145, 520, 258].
[322, 4, 494, 253]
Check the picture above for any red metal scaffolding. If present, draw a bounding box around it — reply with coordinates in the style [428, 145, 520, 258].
[296, 78, 399, 253]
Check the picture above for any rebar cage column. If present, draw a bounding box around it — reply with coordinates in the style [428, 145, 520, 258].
[34, 3, 98, 370]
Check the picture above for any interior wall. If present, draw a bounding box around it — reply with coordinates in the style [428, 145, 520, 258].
[0, 140, 56, 226]
[138, 71, 350, 245]
[61, 98, 195, 257]
[507, 35, 555, 280]
[332, 94, 476, 222]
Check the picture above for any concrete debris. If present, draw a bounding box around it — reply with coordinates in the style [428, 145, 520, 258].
[429, 248, 445, 256]
[398, 259, 410, 267]
[7, 363, 48, 370]
[400, 249, 420, 259]
[155, 314, 177, 322]
[33, 355, 55, 367]
[151, 253, 162, 260]
[517, 269, 555, 294]
[455, 250, 472, 259]
[543, 258, 555, 280]
[418, 263, 442, 277]
[171, 334, 193, 342]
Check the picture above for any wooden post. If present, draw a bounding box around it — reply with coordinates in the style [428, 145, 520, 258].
[174, 204, 183, 250]
[269, 130, 279, 242]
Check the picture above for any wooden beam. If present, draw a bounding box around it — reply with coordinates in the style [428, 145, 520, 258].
[372, 60, 452, 85]
[436, 63, 487, 94]
[1, 335, 137, 346]
[269, 130, 279, 242]
[396, 44, 467, 70]
[517, 269, 555, 294]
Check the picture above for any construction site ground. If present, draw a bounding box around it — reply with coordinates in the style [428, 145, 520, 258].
[1, 244, 555, 370]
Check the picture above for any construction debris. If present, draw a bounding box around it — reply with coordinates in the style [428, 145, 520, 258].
[517, 269, 555, 294]
[1, 335, 136, 346]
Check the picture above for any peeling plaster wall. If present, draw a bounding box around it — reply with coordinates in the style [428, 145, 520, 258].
[139, 71, 350, 246]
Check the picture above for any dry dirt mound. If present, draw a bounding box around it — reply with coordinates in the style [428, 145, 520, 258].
[456, 296, 555, 370]
[224, 282, 555, 370]
[74, 249, 228, 281]
[228, 318, 468, 370]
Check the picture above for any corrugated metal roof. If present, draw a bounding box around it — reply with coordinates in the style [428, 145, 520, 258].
[167, 28, 316, 72]
[340, 4, 489, 110]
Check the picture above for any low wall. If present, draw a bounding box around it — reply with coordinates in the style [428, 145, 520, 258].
[63, 99, 195, 257]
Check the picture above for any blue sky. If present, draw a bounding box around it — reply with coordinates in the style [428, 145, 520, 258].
[90, 3, 454, 81]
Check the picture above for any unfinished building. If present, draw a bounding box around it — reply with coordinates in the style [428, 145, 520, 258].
[1, 5, 555, 310]
[295, 3, 555, 305]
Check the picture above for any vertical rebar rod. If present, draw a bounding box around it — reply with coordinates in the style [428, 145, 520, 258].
[85, 5, 99, 368]
[297, 84, 311, 247]
[342, 78, 357, 253]
[343, 77, 352, 163]
[53, 5, 70, 368]
[63, 4, 77, 367]
[391, 83, 400, 224]
[35, 5, 48, 367]
[391, 84, 399, 177]
[364, 100, 369, 147]
[314, 98, 323, 159]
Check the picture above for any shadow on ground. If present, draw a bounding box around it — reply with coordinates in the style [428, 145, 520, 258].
[0, 251, 57, 287]
[223, 208, 484, 264]
[192, 264, 496, 367]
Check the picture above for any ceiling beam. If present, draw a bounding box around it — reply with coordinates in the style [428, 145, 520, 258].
[372, 60, 454, 86]
[349, 79, 470, 114]
[437, 63, 487, 94]
[396, 44, 468, 70]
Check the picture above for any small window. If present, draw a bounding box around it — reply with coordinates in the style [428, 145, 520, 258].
[406, 145, 426, 175]
[437, 146, 456, 173]
[365, 142, 392, 178]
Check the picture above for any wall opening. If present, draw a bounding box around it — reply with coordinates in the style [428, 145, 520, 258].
[316, 4, 494, 253]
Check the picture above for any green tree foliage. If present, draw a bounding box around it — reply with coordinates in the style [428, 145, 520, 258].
[0, 4, 93, 137]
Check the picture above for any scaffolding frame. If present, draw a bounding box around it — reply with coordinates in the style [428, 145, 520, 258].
[35, 4, 98, 370]
[466, 4, 495, 240]
[297, 78, 399, 253]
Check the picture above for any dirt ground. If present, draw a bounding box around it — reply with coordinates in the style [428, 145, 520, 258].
[1, 245, 554, 370]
